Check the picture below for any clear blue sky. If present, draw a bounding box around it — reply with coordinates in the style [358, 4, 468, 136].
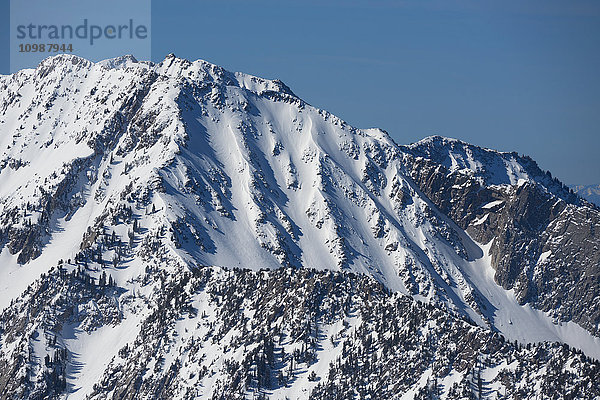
[2, 0, 599, 184]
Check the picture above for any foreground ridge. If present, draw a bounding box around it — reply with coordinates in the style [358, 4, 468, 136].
[1, 266, 598, 399]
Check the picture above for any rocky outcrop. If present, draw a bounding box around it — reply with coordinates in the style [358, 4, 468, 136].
[403, 140, 600, 335]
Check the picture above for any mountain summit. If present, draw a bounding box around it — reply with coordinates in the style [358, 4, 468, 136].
[0, 55, 598, 399]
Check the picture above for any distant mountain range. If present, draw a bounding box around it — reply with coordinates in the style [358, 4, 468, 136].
[571, 184, 600, 206]
[0, 54, 598, 399]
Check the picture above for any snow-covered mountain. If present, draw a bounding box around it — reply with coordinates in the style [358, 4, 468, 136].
[402, 136, 600, 338]
[0, 54, 598, 399]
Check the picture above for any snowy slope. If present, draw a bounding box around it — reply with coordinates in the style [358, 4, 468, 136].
[0, 54, 599, 398]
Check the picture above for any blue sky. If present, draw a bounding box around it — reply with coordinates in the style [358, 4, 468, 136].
[2, 0, 599, 184]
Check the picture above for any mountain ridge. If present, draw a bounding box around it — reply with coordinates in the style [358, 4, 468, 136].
[0, 54, 599, 399]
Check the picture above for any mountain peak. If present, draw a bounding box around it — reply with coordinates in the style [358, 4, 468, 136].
[410, 135, 507, 155]
[98, 54, 139, 70]
[33, 53, 94, 76]
[405, 134, 578, 204]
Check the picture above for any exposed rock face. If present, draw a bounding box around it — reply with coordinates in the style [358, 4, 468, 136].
[403, 136, 600, 335]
